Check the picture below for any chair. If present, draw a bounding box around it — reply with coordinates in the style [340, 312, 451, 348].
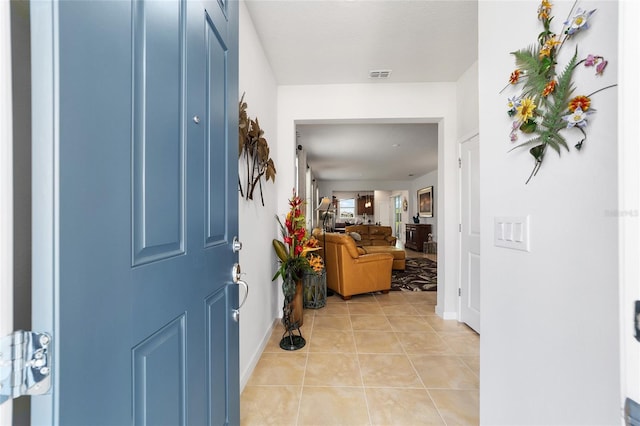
[315, 230, 393, 300]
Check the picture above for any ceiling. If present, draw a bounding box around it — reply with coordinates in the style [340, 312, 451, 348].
[297, 122, 438, 181]
[244, 0, 478, 182]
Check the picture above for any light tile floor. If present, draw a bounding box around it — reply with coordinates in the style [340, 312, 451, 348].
[241, 288, 479, 425]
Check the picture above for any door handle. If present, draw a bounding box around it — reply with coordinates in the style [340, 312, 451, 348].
[231, 263, 248, 322]
[232, 236, 242, 253]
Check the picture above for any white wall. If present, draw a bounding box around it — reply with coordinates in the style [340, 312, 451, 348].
[238, 1, 280, 390]
[479, 1, 620, 423]
[457, 60, 479, 141]
[277, 83, 460, 318]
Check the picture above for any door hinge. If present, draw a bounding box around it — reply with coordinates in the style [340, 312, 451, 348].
[459, 223, 462, 232]
[458, 157, 462, 168]
[458, 288, 462, 296]
[0, 331, 52, 405]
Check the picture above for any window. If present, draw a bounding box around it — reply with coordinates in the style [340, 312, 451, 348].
[338, 198, 355, 219]
[394, 195, 402, 238]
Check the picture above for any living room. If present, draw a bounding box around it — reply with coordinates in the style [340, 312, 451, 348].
[298, 151, 440, 294]
[296, 121, 439, 244]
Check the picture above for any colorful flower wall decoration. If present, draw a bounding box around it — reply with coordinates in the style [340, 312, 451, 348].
[502, 0, 616, 183]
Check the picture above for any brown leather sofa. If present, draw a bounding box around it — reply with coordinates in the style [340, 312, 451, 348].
[345, 225, 397, 246]
[313, 230, 393, 300]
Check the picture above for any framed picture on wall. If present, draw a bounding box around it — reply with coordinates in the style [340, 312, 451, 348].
[418, 186, 433, 217]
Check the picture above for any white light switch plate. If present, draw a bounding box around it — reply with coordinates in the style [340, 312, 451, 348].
[494, 216, 530, 251]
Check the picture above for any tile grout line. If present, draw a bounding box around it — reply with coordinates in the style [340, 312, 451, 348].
[349, 299, 373, 425]
[395, 307, 449, 426]
[295, 313, 313, 426]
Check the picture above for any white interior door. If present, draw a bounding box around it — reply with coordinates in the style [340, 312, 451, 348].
[460, 134, 480, 333]
[620, 0, 640, 415]
[376, 191, 390, 226]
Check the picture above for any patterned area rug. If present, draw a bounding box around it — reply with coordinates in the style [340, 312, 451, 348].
[391, 257, 437, 291]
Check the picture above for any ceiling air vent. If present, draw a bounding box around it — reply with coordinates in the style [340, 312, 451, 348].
[368, 69, 392, 79]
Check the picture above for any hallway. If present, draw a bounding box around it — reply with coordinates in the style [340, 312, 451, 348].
[240, 287, 479, 425]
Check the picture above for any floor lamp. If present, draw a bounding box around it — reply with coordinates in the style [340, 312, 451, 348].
[316, 197, 334, 297]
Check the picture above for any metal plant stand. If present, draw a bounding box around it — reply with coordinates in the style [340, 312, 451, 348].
[279, 279, 306, 350]
[303, 270, 326, 309]
[279, 328, 305, 351]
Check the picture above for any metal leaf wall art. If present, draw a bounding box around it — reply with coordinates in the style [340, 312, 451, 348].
[238, 93, 276, 205]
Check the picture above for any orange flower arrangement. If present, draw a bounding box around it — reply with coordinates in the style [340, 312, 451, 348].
[272, 190, 321, 293]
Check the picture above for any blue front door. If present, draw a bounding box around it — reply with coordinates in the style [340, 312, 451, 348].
[30, 0, 239, 424]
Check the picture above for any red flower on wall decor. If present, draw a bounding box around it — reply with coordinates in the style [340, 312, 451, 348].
[501, 1, 616, 183]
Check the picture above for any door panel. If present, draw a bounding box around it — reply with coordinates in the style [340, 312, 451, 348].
[206, 288, 229, 425]
[132, 0, 186, 265]
[460, 135, 480, 333]
[133, 314, 186, 425]
[30, 0, 239, 424]
[205, 11, 229, 245]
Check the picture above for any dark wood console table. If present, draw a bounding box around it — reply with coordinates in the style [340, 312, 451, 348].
[405, 223, 432, 251]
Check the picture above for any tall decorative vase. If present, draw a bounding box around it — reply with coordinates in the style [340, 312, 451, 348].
[280, 278, 305, 350]
[293, 280, 304, 326]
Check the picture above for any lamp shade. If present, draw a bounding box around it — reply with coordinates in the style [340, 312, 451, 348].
[316, 197, 332, 211]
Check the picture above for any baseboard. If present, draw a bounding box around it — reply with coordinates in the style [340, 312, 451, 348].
[441, 311, 459, 320]
[436, 304, 459, 320]
[240, 318, 279, 392]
